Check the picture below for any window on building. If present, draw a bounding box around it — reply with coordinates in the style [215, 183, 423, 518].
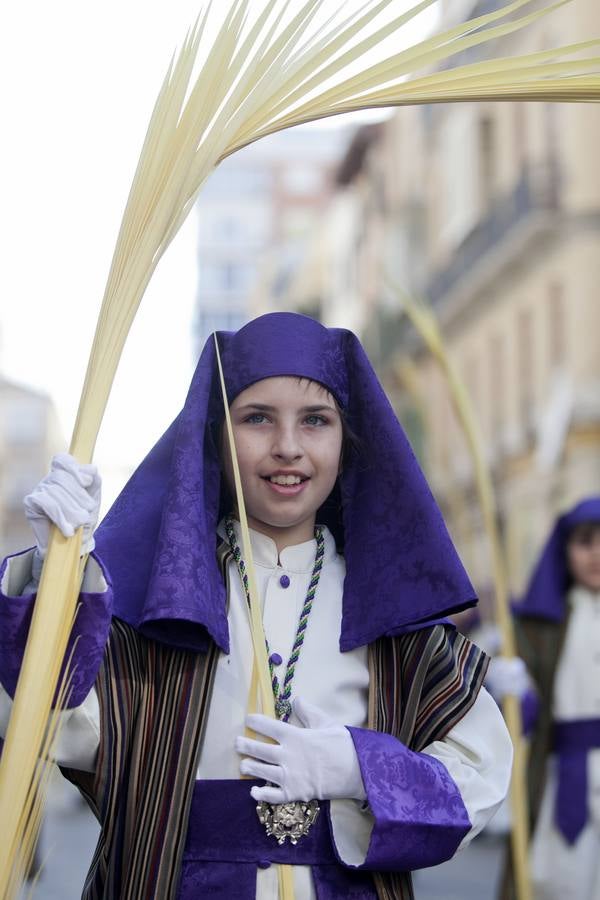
[478, 114, 496, 213]
[489, 332, 505, 440]
[281, 166, 322, 196]
[199, 262, 255, 294]
[513, 102, 528, 171]
[548, 280, 566, 369]
[441, 108, 480, 247]
[517, 308, 534, 435]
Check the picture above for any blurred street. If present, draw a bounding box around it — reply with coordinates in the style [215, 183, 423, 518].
[28, 773, 506, 899]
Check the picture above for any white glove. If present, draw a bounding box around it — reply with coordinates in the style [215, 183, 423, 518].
[23, 453, 101, 557]
[235, 696, 366, 805]
[485, 656, 531, 701]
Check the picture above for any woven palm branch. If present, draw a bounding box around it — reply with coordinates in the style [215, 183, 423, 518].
[1, 0, 599, 895]
[390, 285, 532, 900]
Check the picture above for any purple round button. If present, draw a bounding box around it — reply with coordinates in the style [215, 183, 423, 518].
[269, 652, 283, 667]
[279, 574, 290, 588]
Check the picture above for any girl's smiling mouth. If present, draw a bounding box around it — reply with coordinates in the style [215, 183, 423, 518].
[266, 473, 308, 485]
[262, 471, 310, 494]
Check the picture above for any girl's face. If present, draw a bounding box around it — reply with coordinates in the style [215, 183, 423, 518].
[222, 376, 343, 550]
[566, 524, 600, 593]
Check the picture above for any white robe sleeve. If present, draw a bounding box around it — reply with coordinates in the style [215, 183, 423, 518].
[0, 547, 107, 773]
[0, 683, 101, 773]
[329, 687, 513, 867]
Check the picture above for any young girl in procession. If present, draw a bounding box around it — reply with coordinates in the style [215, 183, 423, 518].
[495, 498, 600, 900]
[0, 312, 512, 899]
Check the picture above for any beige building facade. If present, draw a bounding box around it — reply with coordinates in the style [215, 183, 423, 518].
[265, 0, 600, 607]
[0, 377, 63, 558]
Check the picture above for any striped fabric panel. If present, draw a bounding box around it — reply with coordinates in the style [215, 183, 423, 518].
[122, 632, 218, 899]
[369, 625, 488, 751]
[413, 629, 489, 751]
[70, 618, 219, 900]
[368, 624, 489, 900]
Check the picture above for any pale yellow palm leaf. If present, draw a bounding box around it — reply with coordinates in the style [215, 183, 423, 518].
[1, 2, 599, 896]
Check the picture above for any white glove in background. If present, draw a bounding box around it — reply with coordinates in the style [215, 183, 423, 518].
[23, 453, 101, 558]
[236, 696, 366, 805]
[485, 656, 531, 701]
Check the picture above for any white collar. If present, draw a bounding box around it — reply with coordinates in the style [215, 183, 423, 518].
[217, 518, 338, 573]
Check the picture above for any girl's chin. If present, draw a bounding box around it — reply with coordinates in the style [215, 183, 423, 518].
[247, 508, 316, 533]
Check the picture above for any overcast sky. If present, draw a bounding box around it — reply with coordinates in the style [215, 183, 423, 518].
[0, 1, 437, 509]
[0, 2, 213, 481]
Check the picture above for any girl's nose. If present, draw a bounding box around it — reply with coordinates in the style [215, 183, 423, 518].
[272, 426, 303, 461]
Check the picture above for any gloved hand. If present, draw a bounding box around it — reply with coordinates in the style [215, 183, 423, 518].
[485, 655, 531, 701]
[23, 453, 101, 557]
[235, 696, 366, 805]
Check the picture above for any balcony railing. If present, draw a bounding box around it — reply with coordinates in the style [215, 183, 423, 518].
[426, 160, 560, 306]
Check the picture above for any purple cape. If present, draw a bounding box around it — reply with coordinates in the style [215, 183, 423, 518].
[95, 312, 477, 652]
[514, 496, 600, 622]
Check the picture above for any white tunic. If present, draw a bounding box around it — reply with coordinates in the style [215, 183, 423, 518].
[530, 586, 600, 900]
[0, 527, 513, 898]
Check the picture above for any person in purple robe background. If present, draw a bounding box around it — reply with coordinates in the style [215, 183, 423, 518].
[493, 498, 600, 900]
[0, 312, 512, 899]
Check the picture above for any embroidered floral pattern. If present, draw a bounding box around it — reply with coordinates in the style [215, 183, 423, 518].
[348, 727, 471, 870]
[0, 552, 113, 707]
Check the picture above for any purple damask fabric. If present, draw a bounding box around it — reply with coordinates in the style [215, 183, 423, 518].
[514, 497, 600, 622]
[0, 550, 113, 708]
[347, 727, 470, 870]
[95, 312, 477, 653]
[177, 779, 377, 899]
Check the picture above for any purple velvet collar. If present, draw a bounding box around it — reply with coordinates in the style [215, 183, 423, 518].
[95, 313, 477, 652]
[514, 497, 600, 622]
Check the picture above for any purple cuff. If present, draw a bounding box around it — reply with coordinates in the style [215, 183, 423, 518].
[0, 549, 113, 708]
[345, 727, 471, 871]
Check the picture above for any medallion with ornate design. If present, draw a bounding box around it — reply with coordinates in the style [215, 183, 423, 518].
[256, 799, 320, 845]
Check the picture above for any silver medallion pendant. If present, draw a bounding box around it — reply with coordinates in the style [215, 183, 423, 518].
[256, 799, 320, 845]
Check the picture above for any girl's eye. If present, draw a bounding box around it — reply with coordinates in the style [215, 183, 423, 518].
[244, 413, 268, 424]
[304, 414, 327, 427]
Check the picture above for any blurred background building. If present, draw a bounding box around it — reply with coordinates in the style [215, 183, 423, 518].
[2, 1, 600, 896]
[254, 0, 600, 613]
[3, 0, 599, 613]
[193, 126, 350, 353]
[0, 371, 63, 558]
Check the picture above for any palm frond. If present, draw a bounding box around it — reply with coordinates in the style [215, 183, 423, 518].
[2, 1, 597, 894]
[389, 283, 532, 900]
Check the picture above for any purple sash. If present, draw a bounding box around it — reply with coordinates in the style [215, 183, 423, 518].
[178, 780, 377, 899]
[553, 719, 600, 844]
